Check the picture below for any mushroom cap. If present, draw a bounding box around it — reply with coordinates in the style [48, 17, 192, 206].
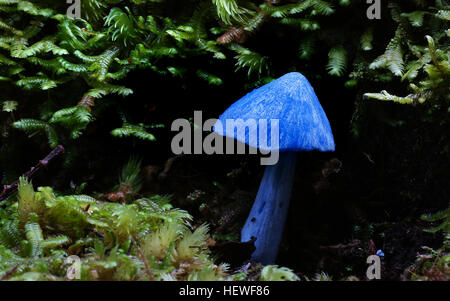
[213, 72, 335, 152]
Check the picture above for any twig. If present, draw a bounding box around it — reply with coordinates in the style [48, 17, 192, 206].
[132, 237, 155, 281]
[217, 0, 279, 44]
[0, 264, 19, 280]
[319, 241, 361, 250]
[0, 145, 65, 204]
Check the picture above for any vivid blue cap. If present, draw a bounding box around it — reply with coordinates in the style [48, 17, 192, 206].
[213, 72, 335, 152]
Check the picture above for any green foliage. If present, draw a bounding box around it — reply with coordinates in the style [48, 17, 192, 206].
[114, 156, 144, 201]
[327, 46, 347, 77]
[0, 179, 297, 281]
[310, 272, 333, 281]
[369, 27, 405, 77]
[260, 265, 300, 281]
[230, 44, 269, 76]
[360, 27, 374, 51]
[10, 0, 443, 151]
[364, 4, 449, 113]
[265, 0, 334, 18]
[422, 205, 450, 249]
[0, 180, 204, 279]
[196, 70, 223, 85]
[111, 123, 156, 141]
[105, 7, 143, 47]
[406, 205, 450, 281]
[212, 0, 253, 25]
[17, 177, 45, 225]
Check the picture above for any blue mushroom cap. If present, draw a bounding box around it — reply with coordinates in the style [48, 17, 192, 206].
[213, 72, 335, 152]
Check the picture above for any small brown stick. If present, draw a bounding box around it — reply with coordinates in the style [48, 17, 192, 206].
[217, 1, 277, 45]
[0, 145, 65, 204]
[77, 94, 96, 111]
[0, 264, 19, 280]
[132, 237, 155, 281]
[83, 204, 91, 212]
[319, 241, 361, 250]
[363, 152, 375, 164]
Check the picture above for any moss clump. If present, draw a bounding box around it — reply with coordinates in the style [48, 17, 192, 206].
[0, 178, 298, 281]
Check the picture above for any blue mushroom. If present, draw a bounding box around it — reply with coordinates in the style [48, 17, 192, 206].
[213, 72, 335, 264]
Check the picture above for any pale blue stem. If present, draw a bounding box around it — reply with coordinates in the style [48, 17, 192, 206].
[241, 151, 297, 264]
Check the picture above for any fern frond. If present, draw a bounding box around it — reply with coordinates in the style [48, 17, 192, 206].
[17, 0, 54, 17]
[421, 207, 450, 222]
[105, 7, 143, 47]
[196, 70, 223, 85]
[0, 220, 22, 248]
[370, 46, 404, 76]
[279, 18, 319, 31]
[0, 0, 19, 4]
[24, 213, 44, 257]
[421, 205, 449, 238]
[57, 57, 88, 73]
[81, 0, 107, 22]
[86, 83, 133, 98]
[212, 0, 253, 25]
[229, 44, 269, 76]
[111, 204, 140, 240]
[15, 76, 59, 90]
[106, 67, 131, 80]
[141, 222, 182, 259]
[57, 17, 89, 51]
[401, 11, 428, 27]
[310, 0, 334, 15]
[111, 123, 156, 141]
[47, 106, 92, 140]
[248, 9, 268, 32]
[26, 57, 66, 75]
[175, 224, 209, 261]
[119, 157, 143, 194]
[13, 119, 59, 147]
[9, 37, 28, 57]
[17, 177, 45, 225]
[265, 1, 311, 18]
[298, 37, 315, 60]
[90, 47, 120, 82]
[44, 125, 59, 147]
[13, 119, 47, 132]
[0, 19, 22, 36]
[40, 235, 70, 250]
[369, 27, 405, 76]
[49, 106, 92, 124]
[402, 53, 431, 81]
[13, 39, 68, 58]
[327, 46, 347, 76]
[360, 28, 374, 51]
[45, 196, 95, 238]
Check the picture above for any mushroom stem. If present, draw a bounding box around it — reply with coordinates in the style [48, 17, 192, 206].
[241, 151, 297, 264]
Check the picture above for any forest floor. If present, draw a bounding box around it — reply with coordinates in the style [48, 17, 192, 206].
[135, 152, 447, 281]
